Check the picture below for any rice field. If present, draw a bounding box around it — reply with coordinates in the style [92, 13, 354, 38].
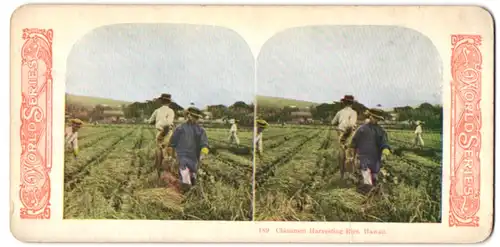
[64, 123, 442, 222]
[63, 124, 254, 221]
[254, 125, 442, 222]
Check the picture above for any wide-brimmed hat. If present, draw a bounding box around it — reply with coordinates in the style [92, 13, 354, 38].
[157, 93, 172, 101]
[70, 118, 84, 126]
[186, 107, 203, 118]
[340, 95, 355, 103]
[365, 108, 385, 121]
[256, 119, 269, 128]
[416, 120, 424, 125]
[229, 119, 235, 124]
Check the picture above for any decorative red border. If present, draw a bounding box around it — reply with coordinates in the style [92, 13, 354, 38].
[19, 28, 53, 219]
[449, 35, 482, 227]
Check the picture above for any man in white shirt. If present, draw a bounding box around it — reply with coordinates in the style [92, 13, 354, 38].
[414, 120, 425, 148]
[331, 95, 358, 181]
[65, 118, 83, 158]
[148, 93, 176, 164]
[331, 95, 358, 148]
[228, 119, 240, 146]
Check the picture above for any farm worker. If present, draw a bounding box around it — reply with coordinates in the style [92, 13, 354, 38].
[331, 95, 358, 178]
[349, 108, 392, 188]
[255, 119, 269, 156]
[414, 121, 425, 148]
[228, 119, 240, 146]
[148, 93, 176, 161]
[65, 118, 83, 157]
[169, 107, 209, 188]
[331, 95, 358, 148]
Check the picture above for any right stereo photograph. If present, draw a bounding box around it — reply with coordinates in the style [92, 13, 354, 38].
[254, 25, 443, 223]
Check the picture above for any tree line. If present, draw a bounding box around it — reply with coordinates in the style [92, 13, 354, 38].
[392, 103, 443, 129]
[257, 101, 443, 130]
[67, 97, 442, 130]
[123, 100, 255, 126]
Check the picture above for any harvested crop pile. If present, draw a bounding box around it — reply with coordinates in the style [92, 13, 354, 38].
[134, 188, 185, 214]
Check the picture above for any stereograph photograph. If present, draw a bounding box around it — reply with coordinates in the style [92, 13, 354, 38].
[254, 26, 443, 223]
[10, 5, 493, 243]
[63, 24, 255, 220]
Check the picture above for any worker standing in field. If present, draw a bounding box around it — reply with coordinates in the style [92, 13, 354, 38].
[331, 95, 358, 146]
[331, 95, 358, 179]
[228, 119, 240, 146]
[148, 93, 176, 166]
[169, 107, 209, 189]
[349, 108, 392, 191]
[414, 120, 425, 148]
[65, 118, 83, 158]
[255, 119, 269, 157]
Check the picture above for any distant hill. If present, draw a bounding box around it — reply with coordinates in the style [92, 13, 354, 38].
[66, 93, 132, 109]
[256, 95, 320, 109]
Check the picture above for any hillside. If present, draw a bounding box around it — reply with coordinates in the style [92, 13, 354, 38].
[256, 95, 320, 109]
[66, 94, 132, 109]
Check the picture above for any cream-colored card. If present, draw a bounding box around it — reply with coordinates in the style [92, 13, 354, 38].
[10, 4, 494, 243]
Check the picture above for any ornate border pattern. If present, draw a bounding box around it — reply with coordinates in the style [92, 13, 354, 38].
[19, 28, 53, 219]
[449, 35, 482, 227]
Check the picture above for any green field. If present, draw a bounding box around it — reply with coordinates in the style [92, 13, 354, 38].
[66, 93, 132, 109]
[254, 125, 442, 222]
[256, 95, 320, 109]
[63, 124, 253, 220]
[64, 123, 442, 222]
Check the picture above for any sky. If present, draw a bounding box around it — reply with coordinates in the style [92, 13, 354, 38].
[257, 26, 443, 108]
[66, 24, 443, 109]
[65, 24, 255, 109]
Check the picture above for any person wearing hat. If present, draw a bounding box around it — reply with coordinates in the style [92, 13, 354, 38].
[331, 95, 358, 180]
[331, 95, 358, 147]
[348, 108, 392, 190]
[228, 119, 240, 146]
[169, 106, 209, 189]
[148, 93, 176, 164]
[65, 118, 84, 157]
[255, 119, 269, 156]
[414, 120, 425, 148]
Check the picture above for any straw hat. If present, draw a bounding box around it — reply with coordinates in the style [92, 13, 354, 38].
[365, 108, 385, 121]
[256, 119, 269, 128]
[70, 118, 84, 126]
[186, 107, 203, 118]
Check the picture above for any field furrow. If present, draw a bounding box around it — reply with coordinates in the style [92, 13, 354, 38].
[65, 123, 443, 223]
[64, 125, 252, 221]
[254, 125, 443, 223]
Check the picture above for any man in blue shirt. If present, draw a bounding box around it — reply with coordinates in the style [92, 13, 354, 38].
[349, 108, 392, 189]
[169, 107, 209, 189]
